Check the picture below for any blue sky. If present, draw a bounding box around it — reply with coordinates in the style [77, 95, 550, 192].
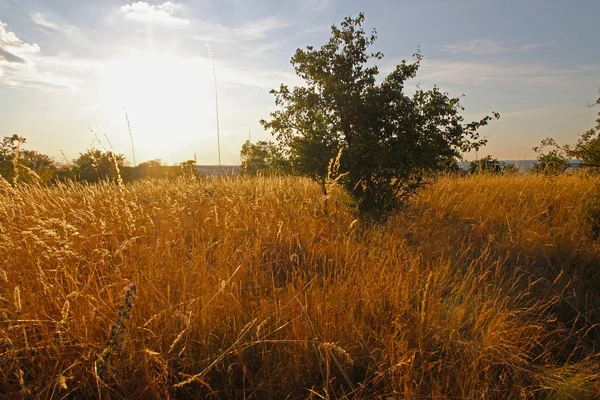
[0, 0, 599, 165]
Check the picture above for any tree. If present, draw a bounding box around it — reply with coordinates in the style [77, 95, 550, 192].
[0, 135, 27, 184]
[19, 149, 59, 183]
[532, 143, 570, 174]
[0, 135, 59, 185]
[71, 149, 126, 183]
[534, 95, 600, 173]
[468, 155, 517, 174]
[240, 140, 291, 175]
[136, 159, 163, 179]
[569, 96, 600, 169]
[180, 159, 199, 177]
[138, 159, 164, 169]
[260, 13, 499, 222]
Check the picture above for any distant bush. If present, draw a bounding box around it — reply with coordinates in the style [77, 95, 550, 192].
[131, 160, 183, 180]
[468, 155, 517, 174]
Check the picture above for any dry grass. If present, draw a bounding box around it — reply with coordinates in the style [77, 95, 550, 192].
[1, 174, 600, 399]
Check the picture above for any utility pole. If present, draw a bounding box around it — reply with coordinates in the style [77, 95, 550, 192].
[207, 45, 221, 166]
[125, 107, 137, 177]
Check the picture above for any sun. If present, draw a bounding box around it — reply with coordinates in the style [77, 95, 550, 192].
[97, 51, 214, 158]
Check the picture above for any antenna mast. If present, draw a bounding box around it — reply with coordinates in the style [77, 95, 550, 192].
[207, 45, 221, 166]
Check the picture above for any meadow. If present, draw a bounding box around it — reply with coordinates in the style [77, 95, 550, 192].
[1, 173, 600, 399]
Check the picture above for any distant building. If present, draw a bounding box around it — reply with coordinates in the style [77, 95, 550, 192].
[195, 165, 241, 176]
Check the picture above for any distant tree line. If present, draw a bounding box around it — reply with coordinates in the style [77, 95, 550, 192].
[0, 135, 199, 186]
[242, 93, 600, 181]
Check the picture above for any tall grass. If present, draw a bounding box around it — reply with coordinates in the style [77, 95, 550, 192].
[1, 174, 599, 398]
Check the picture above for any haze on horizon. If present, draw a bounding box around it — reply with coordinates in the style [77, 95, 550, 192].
[1, 0, 599, 165]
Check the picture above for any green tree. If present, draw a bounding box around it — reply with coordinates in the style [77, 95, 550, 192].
[0, 135, 26, 183]
[71, 149, 126, 183]
[240, 140, 291, 175]
[260, 13, 498, 222]
[468, 155, 516, 174]
[0, 135, 60, 184]
[180, 159, 199, 177]
[138, 159, 164, 169]
[136, 159, 163, 179]
[532, 143, 570, 174]
[534, 96, 600, 173]
[19, 149, 59, 183]
[569, 96, 600, 169]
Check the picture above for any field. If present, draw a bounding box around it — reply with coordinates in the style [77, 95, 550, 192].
[1, 174, 600, 399]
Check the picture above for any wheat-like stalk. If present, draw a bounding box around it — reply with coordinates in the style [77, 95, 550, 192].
[0, 174, 599, 398]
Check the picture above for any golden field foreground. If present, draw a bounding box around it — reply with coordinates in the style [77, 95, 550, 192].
[2, 174, 600, 399]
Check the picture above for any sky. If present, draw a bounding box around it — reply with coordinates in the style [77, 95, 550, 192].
[0, 0, 599, 165]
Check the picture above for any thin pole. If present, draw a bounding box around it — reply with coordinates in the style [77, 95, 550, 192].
[125, 107, 137, 177]
[207, 45, 221, 166]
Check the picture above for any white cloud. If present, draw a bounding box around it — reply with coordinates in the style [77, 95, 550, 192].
[120, 2, 190, 27]
[30, 11, 59, 31]
[0, 16, 290, 92]
[191, 17, 287, 44]
[29, 12, 90, 47]
[0, 21, 40, 64]
[416, 58, 600, 88]
[443, 38, 549, 55]
[234, 17, 288, 40]
[0, 21, 94, 90]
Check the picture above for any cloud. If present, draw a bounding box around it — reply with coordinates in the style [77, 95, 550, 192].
[29, 12, 90, 48]
[30, 11, 59, 31]
[0, 21, 94, 90]
[0, 47, 26, 63]
[191, 17, 287, 44]
[120, 2, 190, 27]
[0, 16, 290, 92]
[443, 38, 549, 55]
[0, 21, 41, 64]
[415, 58, 600, 88]
[234, 17, 288, 40]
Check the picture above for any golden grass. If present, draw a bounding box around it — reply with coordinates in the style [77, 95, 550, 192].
[1, 174, 600, 399]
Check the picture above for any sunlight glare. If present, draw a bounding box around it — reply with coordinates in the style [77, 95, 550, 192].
[98, 51, 214, 157]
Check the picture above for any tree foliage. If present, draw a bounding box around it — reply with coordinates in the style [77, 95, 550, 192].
[240, 140, 291, 176]
[260, 13, 499, 222]
[71, 149, 126, 183]
[570, 96, 600, 169]
[532, 143, 570, 174]
[0, 135, 60, 184]
[534, 95, 600, 173]
[179, 159, 200, 177]
[468, 155, 517, 175]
